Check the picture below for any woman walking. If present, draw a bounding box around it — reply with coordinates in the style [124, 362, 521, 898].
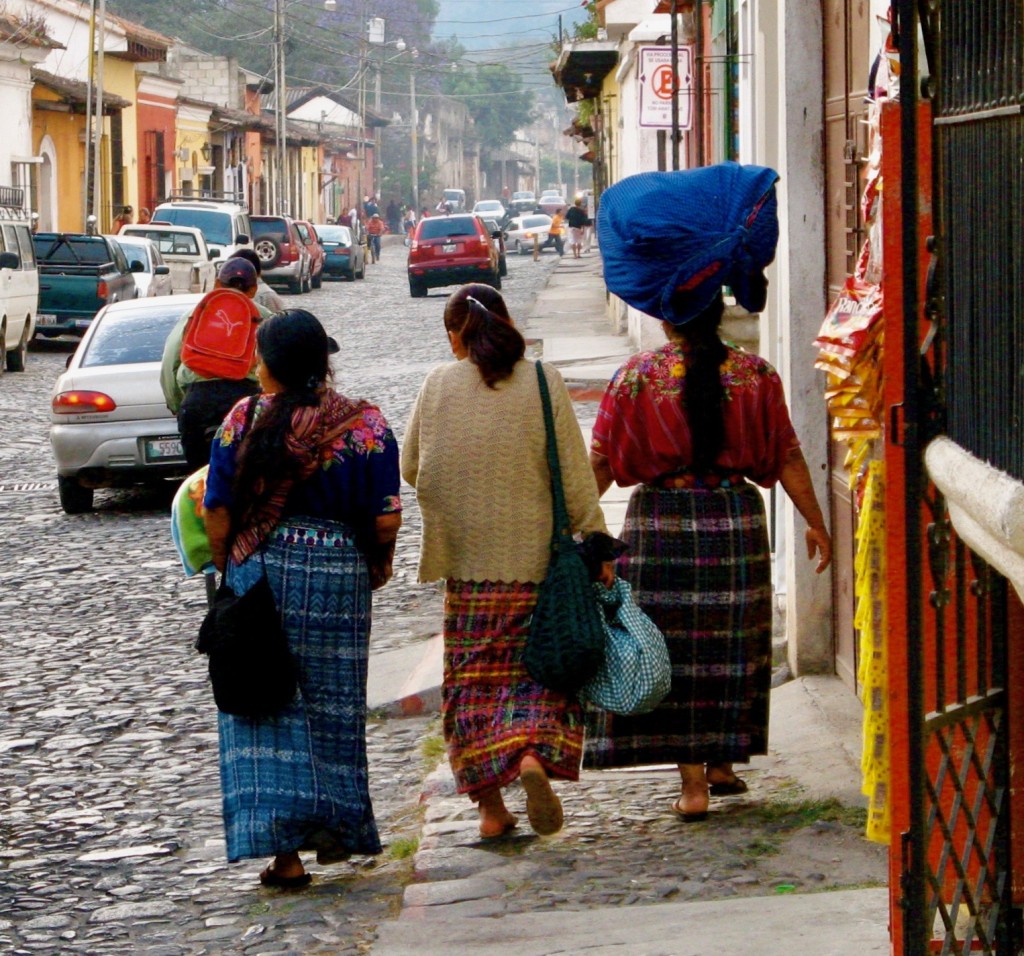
[203, 310, 402, 886]
[402, 284, 608, 838]
[586, 165, 832, 820]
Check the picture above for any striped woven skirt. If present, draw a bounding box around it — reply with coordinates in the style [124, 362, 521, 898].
[217, 518, 382, 863]
[443, 580, 584, 798]
[584, 483, 772, 768]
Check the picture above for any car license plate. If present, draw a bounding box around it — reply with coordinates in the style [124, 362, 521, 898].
[36, 313, 58, 325]
[144, 436, 184, 462]
[442, 243, 457, 253]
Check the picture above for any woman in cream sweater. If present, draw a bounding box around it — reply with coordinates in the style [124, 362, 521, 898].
[402, 283, 608, 838]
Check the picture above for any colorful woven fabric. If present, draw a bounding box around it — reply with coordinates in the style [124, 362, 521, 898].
[170, 465, 212, 576]
[584, 483, 772, 767]
[856, 461, 890, 844]
[442, 580, 584, 797]
[217, 518, 381, 862]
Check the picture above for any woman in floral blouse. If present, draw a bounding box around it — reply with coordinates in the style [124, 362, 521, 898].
[586, 291, 831, 820]
[204, 309, 401, 888]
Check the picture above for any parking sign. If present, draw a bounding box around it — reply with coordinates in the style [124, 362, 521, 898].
[638, 46, 693, 129]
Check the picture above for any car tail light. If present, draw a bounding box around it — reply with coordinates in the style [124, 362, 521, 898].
[410, 239, 420, 253]
[280, 241, 297, 263]
[479, 235, 490, 250]
[97, 279, 109, 300]
[52, 390, 118, 414]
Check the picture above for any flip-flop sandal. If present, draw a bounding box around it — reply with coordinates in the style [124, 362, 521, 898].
[259, 866, 312, 889]
[671, 797, 709, 823]
[709, 777, 748, 797]
[520, 763, 564, 836]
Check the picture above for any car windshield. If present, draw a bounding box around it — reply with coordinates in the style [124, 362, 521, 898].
[80, 303, 188, 367]
[252, 218, 290, 240]
[153, 208, 233, 246]
[126, 229, 199, 256]
[316, 225, 352, 245]
[419, 218, 478, 240]
[475, 202, 502, 211]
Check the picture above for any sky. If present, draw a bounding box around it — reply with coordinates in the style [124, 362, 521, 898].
[432, 0, 588, 50]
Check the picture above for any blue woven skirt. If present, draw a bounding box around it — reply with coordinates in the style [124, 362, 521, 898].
[217, 518, 382, 863]
[584, 483, 772, 768]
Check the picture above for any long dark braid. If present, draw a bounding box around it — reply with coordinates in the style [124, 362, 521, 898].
[671, 294, 727, 471]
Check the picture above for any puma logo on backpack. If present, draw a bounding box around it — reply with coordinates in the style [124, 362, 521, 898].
[180, 288, 261, 381]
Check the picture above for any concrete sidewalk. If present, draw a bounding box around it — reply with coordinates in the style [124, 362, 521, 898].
[368, 251, 890, 954]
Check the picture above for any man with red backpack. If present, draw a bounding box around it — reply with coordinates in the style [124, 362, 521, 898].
[160, 258, 272, 469]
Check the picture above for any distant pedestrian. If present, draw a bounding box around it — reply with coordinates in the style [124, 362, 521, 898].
[565, 199, 588, 259]
[111, 205, 134, 233]
[366, 213, 385, 263]
[402, 284, 610, 839]
[403, 206, 416, 244]
[203, 309, 402, 888]
[386, 199, 401, 234]
[138, 207, 152, 225]
[363, 195, 379, 219]
[542, 208, 565, 256]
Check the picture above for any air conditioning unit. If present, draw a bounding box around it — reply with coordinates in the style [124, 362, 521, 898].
[176, 147, 190, 162]
[179, 167, 194, 181]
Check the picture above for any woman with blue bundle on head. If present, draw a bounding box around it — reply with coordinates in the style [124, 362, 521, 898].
[585, 164, 832, 821]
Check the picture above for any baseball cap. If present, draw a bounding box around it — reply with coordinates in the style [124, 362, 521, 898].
[217, 257, 258, 290]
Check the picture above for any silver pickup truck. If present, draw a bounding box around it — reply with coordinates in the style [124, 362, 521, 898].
[118, 224, 217, 294]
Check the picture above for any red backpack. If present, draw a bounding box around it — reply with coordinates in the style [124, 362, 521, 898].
[180, 289, 261, 381]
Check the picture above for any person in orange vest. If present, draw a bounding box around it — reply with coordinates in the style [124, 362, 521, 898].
[542, 208, 565, 256]
[366, 213, 386, 263]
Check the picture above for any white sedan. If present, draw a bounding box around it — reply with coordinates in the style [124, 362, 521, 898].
[108, 235, 174, 298]
[50, 294, 202, 513]
[472, 199, 506, 220]
[505, 214, 554, 255]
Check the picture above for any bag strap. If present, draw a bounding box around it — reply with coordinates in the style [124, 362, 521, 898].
[535, 361, 574, 556]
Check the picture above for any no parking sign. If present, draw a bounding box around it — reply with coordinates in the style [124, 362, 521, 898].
[638, 46, 693, 129]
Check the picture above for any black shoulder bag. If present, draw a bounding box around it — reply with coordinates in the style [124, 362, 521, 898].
[524, 361, 606, 696]
[195, 397, 297, 718]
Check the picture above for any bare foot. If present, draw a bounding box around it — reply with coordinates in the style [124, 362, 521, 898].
[477, 788, 518, 839]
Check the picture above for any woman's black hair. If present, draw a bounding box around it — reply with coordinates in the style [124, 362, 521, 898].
[668, 292, 728, 471]
[444, 283, 525, 387]
[231, 310, 334, 526]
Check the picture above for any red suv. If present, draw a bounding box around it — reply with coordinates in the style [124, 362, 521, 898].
[407, 214, 501, 298]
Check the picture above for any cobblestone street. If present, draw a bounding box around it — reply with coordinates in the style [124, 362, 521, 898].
[0, 244, 559, 954]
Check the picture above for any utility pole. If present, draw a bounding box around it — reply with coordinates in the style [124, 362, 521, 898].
[670, 0, 680, 170]
[410, 68, 418, 214]
[83, 0, 96, 229]
[92, 0, 105, 227]
[553, 112, 562, 195]
[275, 0, 287, 213]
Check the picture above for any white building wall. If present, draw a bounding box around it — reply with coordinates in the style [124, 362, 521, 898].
[0, 54, 39, 185]
[13, 0, 129, 82]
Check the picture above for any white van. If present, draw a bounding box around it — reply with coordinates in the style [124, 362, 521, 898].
[0, 210, 39, 373]
[150, 196, 252, 269]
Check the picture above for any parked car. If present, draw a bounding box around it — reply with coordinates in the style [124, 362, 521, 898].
[108, 236, 173, 298]
[481, 217, 508, 277]
[117, 224, 216, 294]
[295, 220, 325, 289]
[250, 215, 311, 294]
[49, 293, 202, 513]
[0, 214, 39, 372]
[407, 214, 501, 297]
[33, 233, 137, 339]
[150, 198, 252, 267]
[471, 199, 506, 221]
[505, 214, 553, 255]
[316, 224, 365, 280]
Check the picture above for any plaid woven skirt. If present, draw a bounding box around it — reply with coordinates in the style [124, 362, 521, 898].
[443, 580, 584, 798]
[217, 518, 382, 863]
[584, 483, 772, 768]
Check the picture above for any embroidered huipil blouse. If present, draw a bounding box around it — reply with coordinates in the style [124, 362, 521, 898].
[204, 393, 402, 543]
[591, 342, 800, 488]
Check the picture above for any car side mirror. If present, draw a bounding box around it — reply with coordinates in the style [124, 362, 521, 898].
[208, 249, 218, 260]
[0, 251, 20, 269]
[155, 265, 170, 275]
[130, 260, 145, 273]
[235, 233, 250, 244]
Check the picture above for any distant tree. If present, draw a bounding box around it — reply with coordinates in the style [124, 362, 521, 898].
[442, 63, 534, 152]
